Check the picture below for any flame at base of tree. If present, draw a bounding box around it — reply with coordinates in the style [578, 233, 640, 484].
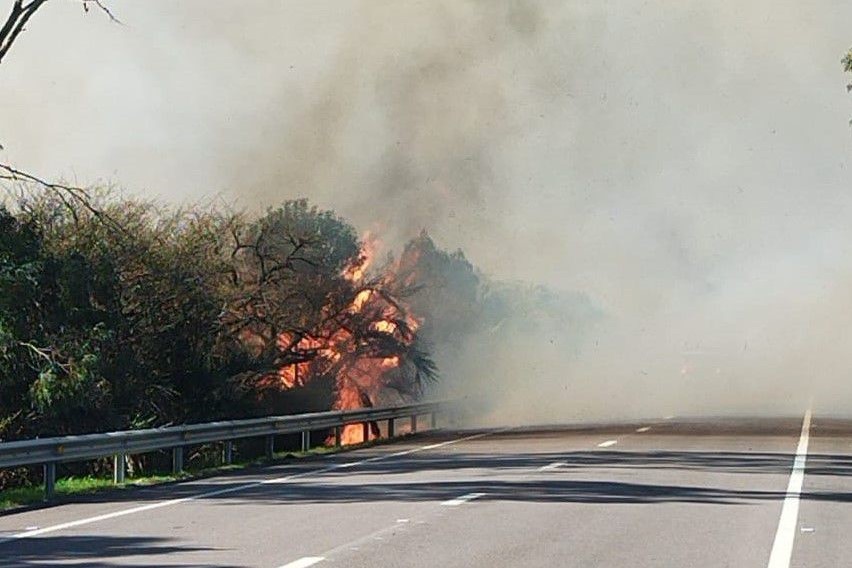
[251, 231, 436, 445]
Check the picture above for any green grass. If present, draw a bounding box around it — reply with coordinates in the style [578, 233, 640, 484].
[0, 437, 388, 511]
[0, 473, 191, 510]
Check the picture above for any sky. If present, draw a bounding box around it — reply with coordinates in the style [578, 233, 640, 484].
[3, 1, 852, 419]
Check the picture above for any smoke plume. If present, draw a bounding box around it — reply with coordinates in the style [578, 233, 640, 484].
[3, 1, 852, 423]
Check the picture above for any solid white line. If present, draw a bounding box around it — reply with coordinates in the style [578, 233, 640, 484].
[0, 429, 506, 545]
[635, 426, 651, 433]
[441, 492, 487, 506]
[538, 461, 566, 472]
[597, 440, 618, 448]
[277, 557, 325, 568]
[766, 408, 812, 568]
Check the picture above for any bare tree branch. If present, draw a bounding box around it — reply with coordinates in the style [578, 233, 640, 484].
[0, 0, 120, 66]
[82, 0, 120, 24]
[0, 0, 49, 65]
[0, 161, 131, 236]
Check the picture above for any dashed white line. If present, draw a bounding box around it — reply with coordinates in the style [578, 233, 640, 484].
[441, 492, 487, 506]
[0, 429, 507, 545]
[597, 440, 618, 448]
[635, 426, 652, 433]
[538, 461, 566, 472]
[766, 408, 812, 568]
[277, 557, 325, 568]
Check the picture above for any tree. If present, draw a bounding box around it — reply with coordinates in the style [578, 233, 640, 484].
[0, 0, 117, 66]
[0, 205, 113, 440]
[1, 1, 118, 203]
[222, 200, 437, 411]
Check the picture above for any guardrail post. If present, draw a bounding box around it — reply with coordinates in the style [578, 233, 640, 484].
[113, 454, 126, 484]
[334, 426, 342, 447]
[362, 422, 370, 443]
[223, 441, 233, 465]
[301, 431, 310, 452]
[172, 446, 184, 475]
[388, 418, 395, 438]
[431, 411, 438, 429]
[265, 435, 275, 460]
[43, 462, 56, 501]
[411, 414, 418, 434]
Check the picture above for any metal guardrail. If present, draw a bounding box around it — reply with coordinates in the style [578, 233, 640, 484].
[0, 400, 445, 501]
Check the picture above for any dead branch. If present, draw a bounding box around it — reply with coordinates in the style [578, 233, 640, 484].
[0, 161, 131, 236]
[81, 0, 120, 24]
[0, 0, 49, 66]
[1, 0, 121, 66]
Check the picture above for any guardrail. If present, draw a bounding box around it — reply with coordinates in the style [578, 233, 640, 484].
[0, 400, 445, 501]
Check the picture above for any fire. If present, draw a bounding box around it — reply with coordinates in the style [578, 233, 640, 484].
[266, 230, 425, 445]
[343, 231, 380, 282]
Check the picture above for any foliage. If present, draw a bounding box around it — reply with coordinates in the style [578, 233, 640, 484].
[0, 190, 444, 488]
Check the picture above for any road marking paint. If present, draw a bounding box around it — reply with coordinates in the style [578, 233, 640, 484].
[538, 461, 566, 472]
[766, 408, 812, 568]
[441, 492, 487, 506]
[277, 557, 325, 568]
[635, 426, 651, 433]
[0, 429, 508, 545]
[597, 440, 618, 448]
[663, 415, 675, 420]
[396, 519, 409, 523]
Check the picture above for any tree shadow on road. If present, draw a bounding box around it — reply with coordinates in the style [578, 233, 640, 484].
[6, 430, 852, 517]
[0, 535, 245, 568]
[313, 447, 852, 479]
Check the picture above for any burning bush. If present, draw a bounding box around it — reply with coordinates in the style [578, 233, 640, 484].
[223, 203, 437, 443]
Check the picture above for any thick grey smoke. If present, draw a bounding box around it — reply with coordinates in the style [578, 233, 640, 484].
[3, 1, 852, 422]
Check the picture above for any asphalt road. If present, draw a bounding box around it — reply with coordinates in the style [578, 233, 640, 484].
[0, 414, 848, 567]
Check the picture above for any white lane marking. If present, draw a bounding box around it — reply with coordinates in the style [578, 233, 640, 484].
[597, 440, 618, 448]
[766, 408, 812, 568]
[441, 492, 487, 506]
[538, 461, 566, 472]
[663, 415, 675, 420]
[635, 426, 651, 433]
[0, 429, 507, 545]
[311, 512, 418, 561]
[277, 557, 325, 568]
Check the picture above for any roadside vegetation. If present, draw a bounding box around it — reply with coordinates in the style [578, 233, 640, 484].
[0, 188, 476, 491]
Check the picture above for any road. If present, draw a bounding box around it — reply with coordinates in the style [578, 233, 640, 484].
[0, 414, 849, 567]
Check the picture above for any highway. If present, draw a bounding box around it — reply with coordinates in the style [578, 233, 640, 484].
[0, 414, 849, 567]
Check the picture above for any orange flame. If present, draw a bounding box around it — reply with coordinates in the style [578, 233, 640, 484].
[264, 231, 422, 445]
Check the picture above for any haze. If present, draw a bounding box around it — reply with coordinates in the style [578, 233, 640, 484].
[3, 1, 852, 422]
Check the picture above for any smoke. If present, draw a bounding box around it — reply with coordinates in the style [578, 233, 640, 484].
[3, 1, 852, 422]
